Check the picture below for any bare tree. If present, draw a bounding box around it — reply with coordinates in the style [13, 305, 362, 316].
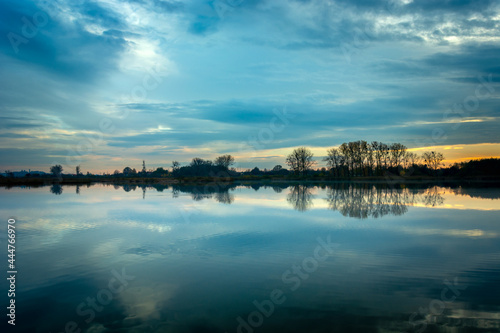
[347, 142, 357, 174]
[371, 141, 382, 173]
[357, 140, 369, 175]
[367, 143, 375, 175]
[406, 152, 420, 167]
[171, 161, 180, 172]
[422, 151, 444, 171]
[324, 147, 345, 177]
[76, 165, 81, 176]
[50, 164, 63, 177]
[286, 147, 315, 175]
[214, 154, 235, 169]
[190, 158, 211, 167]
[390, 143, 407, 168]
[379, 143, 390, 169]
[339, 143, 351, 176]
[272, 165, 283, 172]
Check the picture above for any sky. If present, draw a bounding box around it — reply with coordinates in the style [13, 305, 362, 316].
[0, 0, 499, 173]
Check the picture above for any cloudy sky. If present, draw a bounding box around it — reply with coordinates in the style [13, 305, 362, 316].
[1, 0, 499, 173]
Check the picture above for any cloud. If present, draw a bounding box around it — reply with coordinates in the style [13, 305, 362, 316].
[423, 44, 500, 77]
[0, 1, 127, 82]
[0, 0, 499, 171]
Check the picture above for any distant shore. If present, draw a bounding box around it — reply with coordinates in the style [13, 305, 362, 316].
[2, 175, 500, 187]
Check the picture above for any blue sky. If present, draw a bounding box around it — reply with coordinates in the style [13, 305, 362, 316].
[0, 0, 499, 172]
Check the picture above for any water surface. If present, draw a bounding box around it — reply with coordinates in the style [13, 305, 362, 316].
[1, 183, 499, 333]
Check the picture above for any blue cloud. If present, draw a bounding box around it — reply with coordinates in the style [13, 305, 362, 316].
[0, 0, 127, 82]
[0, 0, 499, 170]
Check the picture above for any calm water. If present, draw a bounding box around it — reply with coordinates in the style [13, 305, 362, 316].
[1, 183, 500, 333]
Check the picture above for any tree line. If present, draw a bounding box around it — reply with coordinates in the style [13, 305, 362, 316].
[287, 141, 445, 177]
[19, 143, 500, 180]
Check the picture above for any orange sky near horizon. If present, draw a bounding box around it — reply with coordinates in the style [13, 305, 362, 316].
[408, 143, 500, 165]
[226, 143, 500, 173]
[25, 142, 498, 174]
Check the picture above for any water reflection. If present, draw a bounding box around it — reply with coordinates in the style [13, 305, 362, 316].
[1, 183, 500, 333]
[172, 184, 235, 204]
[324, 185, 445, 218]
[42, 182, 492, 211]
[50, 183, 63, 195]
[106, 183, 236, 204]
[325, 185, 409, 218]
[422, 186, 445, 207]
[451, 187, 500, 199]
[281, 184, 446, 216]
[31, 182, 500, 216]
[287, 185, 314, 211]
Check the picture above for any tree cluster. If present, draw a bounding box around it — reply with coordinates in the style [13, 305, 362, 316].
[319, 141, 444, 177]
[38, 147, 500, 181]
[170, 155, 236, 178]
[323, 141, 418, 177]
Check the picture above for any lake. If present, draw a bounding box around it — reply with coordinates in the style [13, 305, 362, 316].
[1, 183, 499, 333]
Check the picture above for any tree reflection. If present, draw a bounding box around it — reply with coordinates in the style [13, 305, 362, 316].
[272, 184, 289, 193]
[122, 184, 137, 192]
[287, 185, 314, 212]
[81, 183, 447, 215]
[422, 187, 445, 207]
[325, 185, 444, 219]
[171, 184, 235, 204]
[214, 191, 234, 204]
[50, 184, 63, 195]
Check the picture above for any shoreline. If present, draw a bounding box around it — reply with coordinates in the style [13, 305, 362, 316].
[1, 176, 500, 187]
